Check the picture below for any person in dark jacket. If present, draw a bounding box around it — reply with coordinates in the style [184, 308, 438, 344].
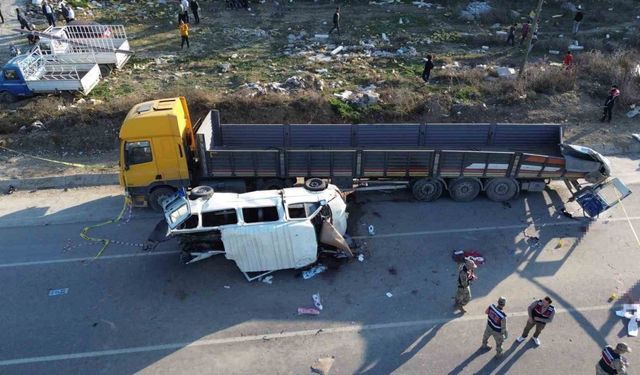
[506, 23, 516, 46]
[520, 20, 530, 45]
[573, 5, 584, 35]
[16, 9, 33, 31]
[189, 0, 200, 24]
[328, 7, 340, 36]
[422, 55, 434, 83]
[601, 85, 620, 122]
[43, 0, 56, 27]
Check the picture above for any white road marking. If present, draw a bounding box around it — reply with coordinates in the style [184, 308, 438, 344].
[351, 216, 640, 240]
[1, 216, 639, 268]
[0, 304, 613, 366]
[0, 251, 179, 269]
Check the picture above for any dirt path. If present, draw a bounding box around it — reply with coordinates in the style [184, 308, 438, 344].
[0, 0, 25, 62]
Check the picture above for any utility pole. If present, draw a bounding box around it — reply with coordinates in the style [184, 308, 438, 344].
[518, 0, 545, 78]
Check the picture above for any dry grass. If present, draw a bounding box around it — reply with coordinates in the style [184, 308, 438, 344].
[576, 51, 640, 105]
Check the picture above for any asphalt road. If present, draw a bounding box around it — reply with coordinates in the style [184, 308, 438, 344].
[0, 174, 639, 374]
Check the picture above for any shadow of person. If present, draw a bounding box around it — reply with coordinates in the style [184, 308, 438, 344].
[471, 339, 534, 375]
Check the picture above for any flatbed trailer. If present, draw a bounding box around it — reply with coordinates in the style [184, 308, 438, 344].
[119, 97, 631, 215]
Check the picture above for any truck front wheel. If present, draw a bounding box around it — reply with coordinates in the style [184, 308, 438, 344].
[412, 178, 443, 202]
[149, 187, 176, 212]
[0, 91, 17, 103]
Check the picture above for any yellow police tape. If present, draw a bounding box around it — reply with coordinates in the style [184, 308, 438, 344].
[0, 145, 90, 168]
[80, 196, 130, 259]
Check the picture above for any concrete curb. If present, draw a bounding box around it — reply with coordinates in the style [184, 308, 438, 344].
[586, 140, 640, 155]
[0, 173, 119, 192]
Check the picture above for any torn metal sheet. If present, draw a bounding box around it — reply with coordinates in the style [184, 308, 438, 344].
[616, 304, 640, 336]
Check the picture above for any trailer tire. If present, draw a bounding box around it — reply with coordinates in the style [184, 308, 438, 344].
[262, 178, 285, 190]
[304, 178, 327, 191]
[485, 177, 519, 202]
[411, 178, 443, 202]
[448, 177, 481, 202]
[190, 185, 214, 200]
[149, 187, 176, 212]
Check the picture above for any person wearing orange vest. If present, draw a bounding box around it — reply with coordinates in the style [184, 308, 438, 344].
[516, 296, 555, 346]
[179, 20, 189, 49]
[596, 343, 630, 375]
[481, 297, 508, 357]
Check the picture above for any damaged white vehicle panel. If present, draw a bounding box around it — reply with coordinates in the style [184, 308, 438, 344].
[161, 183, 351, 279]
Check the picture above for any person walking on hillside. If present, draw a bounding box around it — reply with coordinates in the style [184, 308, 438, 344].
[328, 7, 340, 36]
[454, 259, 477, 313]
[422, 55, 434, 83]
[43, 1, 56, 27]
[516, 296, 555, 346]
[1, 7, 5, 24]
[520, 20, 530, 45]
[181, 0, 190, 23]
[601, 85, 620, 122]
[189, 0, 200, 24]
[481, 297, 508, 357]
[573, 5, 584, 35]
[16, 9, 33, 31]
[179, 20, 189, 49]
[596, 343, 631, 375]
[563, 51, 573, 68]
[506, 23, 516, 46]
[60, 2, 75, 24]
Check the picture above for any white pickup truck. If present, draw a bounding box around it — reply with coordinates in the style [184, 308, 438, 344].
[0, 46, 100, 102]
[154, 179, 352, 281]
[39, 24, 131, 70]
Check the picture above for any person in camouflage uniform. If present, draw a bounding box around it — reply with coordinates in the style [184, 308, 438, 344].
[454, 259, 477, 313]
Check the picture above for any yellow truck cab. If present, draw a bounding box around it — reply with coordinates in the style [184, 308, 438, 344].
[119, 97, 196, 210]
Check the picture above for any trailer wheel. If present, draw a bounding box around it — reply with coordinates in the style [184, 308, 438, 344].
[411, 178, 443, 202]
[485, 178, 519, 202]
[190, 185, 214, 200]
[448, 177, 481, 202]
[304, 178, 327, 191]
[149, 187, 176, 212]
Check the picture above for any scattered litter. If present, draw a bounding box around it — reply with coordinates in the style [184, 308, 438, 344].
[412, 1, 432, 8]
[523, 230, 540, 248]
[315, 34, 329, 40]
[452, 250, 486, 265]
[632, 134, 640, 143]
[554, 239, 564, 249]
[608, 293, 618, 303]
[496, 66, 517, 79]
[568, 44, 584, 51]
[481, 45, 490, 50]
[396, 46, 417, 56]
[48, 288, 69, 297]
[615, 304, 639, 336]
[626, 107, 640, 118]
[311, 356, 335, 375]
[312, 293, 323, 310]
[386, 292, 393, 298]
[381, 33, 389, 42]
[495, 31, 508, 36]
[303, 264, 327, 279]
[548, 50, 560, 55]
[459, 1, 492, 21]
[368, 225, 376, 236]
[261, 275, 274, 284]
[298, 307, 321, 315]
[224, 285, 231, 289]
[330, 46, 344, 55]
[5, 185, 16, 195]
[358, 254, 365, 262]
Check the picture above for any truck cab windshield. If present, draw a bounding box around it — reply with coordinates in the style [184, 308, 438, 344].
[125, 141, 153, 166]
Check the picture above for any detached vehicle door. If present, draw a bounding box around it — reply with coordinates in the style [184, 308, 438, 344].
[221, 205, 318, 273]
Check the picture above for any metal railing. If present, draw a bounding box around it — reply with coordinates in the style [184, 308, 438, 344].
[42, 24, 128, 53]
[16, 46, 87, 81]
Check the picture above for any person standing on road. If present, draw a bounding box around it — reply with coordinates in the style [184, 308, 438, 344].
[328, 7, 340, 36]
[422, 55, 434, 83]
[596, 343, 631, 375]
[573, 5, 584, 35]
[16, 9, 33, 31]
[454, 259, 477, 313]
[601, 85, 620, 123]
[516, 296, 555, 346]
[481, 297, 508, 357]
[563, 51, 573, 68]
[506, 23, 516, 46]
[189, 0, 200, 24]
[520, 20, 530, 45]
[179, 20, 189, 49]
[181, 0, 190, 23]
[43, 0, 56, 27]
